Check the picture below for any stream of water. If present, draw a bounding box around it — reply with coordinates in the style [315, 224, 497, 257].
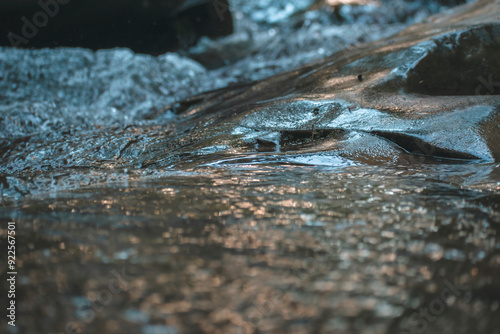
[1, 1, 499, 334]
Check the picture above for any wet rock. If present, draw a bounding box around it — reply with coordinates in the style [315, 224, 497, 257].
[180, 0, 500, 164]
[1, 0, 500, 194]
[0, 0, 233, 54]
[405, 24, 500, 95]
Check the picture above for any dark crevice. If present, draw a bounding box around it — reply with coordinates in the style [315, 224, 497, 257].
[370, 130, 480, 160]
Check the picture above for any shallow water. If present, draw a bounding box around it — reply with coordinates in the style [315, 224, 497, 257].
[1, 0, 500, 333]
[1, 162, 500, 334]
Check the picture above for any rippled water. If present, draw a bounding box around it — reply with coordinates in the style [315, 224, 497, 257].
[1, 0, 499, 334]
[1, 162, 500, 333]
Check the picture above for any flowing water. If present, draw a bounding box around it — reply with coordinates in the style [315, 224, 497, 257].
[1, 1, 500, 334]
[1, 162, 500, 334]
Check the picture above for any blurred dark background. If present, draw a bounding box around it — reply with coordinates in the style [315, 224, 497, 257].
[0, 0, 470, 56]
[0, 0, 234, 54]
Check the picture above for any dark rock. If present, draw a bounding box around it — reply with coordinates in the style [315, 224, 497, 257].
[0, 0, 233, 54]
[280, 129, 347, 151]
[255, 138, 277, 152]
[405, 24, 500, 95]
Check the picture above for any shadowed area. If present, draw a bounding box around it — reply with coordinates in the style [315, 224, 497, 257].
[0, 0, 233, 54]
